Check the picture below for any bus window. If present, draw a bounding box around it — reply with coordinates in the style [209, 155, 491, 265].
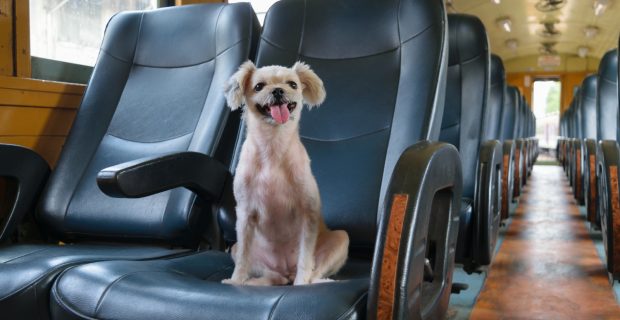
[228, 0, 279, 24]
[30, 0, 160, 67]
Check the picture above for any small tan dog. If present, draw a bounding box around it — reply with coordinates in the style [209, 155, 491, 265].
[222, 61, 349, 286]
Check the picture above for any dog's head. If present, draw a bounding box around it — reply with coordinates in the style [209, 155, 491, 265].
[225, 61, 326, 125]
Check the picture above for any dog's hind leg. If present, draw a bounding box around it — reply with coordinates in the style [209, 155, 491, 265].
[310, 230, 349, 283]
[293, 215, 320, 285]
[222, 208, 257, 285]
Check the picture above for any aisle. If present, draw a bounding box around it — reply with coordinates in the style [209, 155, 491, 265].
[470, 165, 620, 319]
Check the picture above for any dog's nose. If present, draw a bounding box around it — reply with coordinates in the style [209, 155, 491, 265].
[272, 88, 284, 98]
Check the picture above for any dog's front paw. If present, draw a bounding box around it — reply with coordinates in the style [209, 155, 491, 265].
[311, 278, 335, 284]
[222, 278, 243, 285]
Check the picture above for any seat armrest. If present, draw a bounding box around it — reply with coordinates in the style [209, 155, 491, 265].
[97, 151, 230, 201]
[368, 141, 462, 319]
[501, 140, 515, 220]
[597, 140, 620, 276]
[0, 144, 50, 242]
[473, 139, 502, 265]
[584, 138, 598, 225]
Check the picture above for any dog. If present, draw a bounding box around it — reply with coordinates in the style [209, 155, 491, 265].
[222, 61, 349, 286]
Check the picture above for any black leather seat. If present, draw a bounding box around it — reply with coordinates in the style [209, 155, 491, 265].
[50, 0, 463, 319]
[0, 4, 259, 319]
[440, 14, 501, 270]
[596, 49, 620, 279]
[517, 94, 529, 186]
[571, 89, 585, 202]
[512, 90, 524, 197]
[579, 75, 598, 224]
[485, 55, 505, 141]
[490, 56, 515, 221]
[598, 50, 619, 143]
[565, 99, 577, 177]
[485, 55, 506, 223]
[502, 86, 520, 210]
[525, 104, 536, 174]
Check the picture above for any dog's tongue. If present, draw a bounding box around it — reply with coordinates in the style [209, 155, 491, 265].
[269, 104, 290, 124]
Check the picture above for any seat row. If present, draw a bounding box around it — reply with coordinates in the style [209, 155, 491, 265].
[0, 2, 535, 319]
[558, 47, 620, 281]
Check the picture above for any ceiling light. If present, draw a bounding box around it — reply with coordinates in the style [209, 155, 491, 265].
[578, 46, 589, 58]
[505, 39, 519, 50]
[583, 25, 599, 38]
[496, 17, 512, 32]
[492, 0, 501, 4]
[593, 0, 610, 16]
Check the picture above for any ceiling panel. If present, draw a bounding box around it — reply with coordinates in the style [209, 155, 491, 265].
[447, 0, 620, 63]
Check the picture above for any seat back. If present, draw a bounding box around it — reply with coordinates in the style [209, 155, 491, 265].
[597, 49, 618, 141]
[220, 0, 448, 254]
[439, 14, 489, 198]
[566, 103, 572, 138]
[518, 95, 526, 138]
[500, 86, 519, 141]
[527, 106, 533, 137]
[37, 4, 259, 246]
[485, 54, 506, 141]
[574, 89, 584, 139]
[513, 90, 522, 138]
[580, 75, 598, 140]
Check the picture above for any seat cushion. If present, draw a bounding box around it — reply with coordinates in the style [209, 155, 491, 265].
[0, 244, 187, 320]
[51, 251, 371, 320]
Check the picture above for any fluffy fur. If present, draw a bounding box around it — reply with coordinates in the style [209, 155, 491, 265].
[222, 61, 349, 285]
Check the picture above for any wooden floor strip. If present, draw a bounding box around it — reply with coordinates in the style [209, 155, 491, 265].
[470, 165, 620, 319]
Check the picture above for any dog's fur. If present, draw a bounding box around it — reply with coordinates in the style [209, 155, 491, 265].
[222, 61, 349, 286]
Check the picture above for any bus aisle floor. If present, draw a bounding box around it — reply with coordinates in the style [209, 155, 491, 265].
[468, 165, 620, 319]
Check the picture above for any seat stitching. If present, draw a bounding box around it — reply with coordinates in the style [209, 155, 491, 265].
[1, 247, 49, 263]
[400, 22, 434, 46]
[52, 281, 100, 320]
[93, 270, 169, 317]
[267, 286, 293, 320]
[261, 36, 401, 61]
[0, 261, 101, 302]
[336, 291, 368, 320]
[105, 132, 192, 144]
[101, 38, 245, 69]
[300, 126, 389, 143]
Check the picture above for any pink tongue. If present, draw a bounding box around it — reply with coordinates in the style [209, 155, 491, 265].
[269, 104, 290, 124]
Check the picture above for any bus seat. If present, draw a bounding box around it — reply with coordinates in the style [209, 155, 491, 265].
[502, 87, 520, 208]
[571, 88, 585, 203]
[565, 96, 578, 181]
[596, 48, 620, 280]
[491, 56, 515, 220]
[0, 4, 260, 319]
[579, 75, 598, 225]
[513, 89, 524, 197]
[486, 55, 506, 142]
[516, 92, 528, 186]
[50, 0, 463, 319]
[440, 14, 501, 270]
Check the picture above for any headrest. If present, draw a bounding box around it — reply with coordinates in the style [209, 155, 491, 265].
[448, 14, 488, 66]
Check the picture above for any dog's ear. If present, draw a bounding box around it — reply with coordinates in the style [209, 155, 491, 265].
[225, 61, 256, 110]
[293, 61, 326, 108]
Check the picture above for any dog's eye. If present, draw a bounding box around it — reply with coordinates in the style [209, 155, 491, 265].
[287, 81, 298, 89]
[254, 82, 265, 92]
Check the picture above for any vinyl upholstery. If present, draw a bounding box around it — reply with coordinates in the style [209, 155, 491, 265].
[0, 4, 259, 320]
[50, 0, 450, 319]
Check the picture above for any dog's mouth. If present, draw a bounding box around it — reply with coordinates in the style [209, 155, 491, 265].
[255, 102, 297, 124]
